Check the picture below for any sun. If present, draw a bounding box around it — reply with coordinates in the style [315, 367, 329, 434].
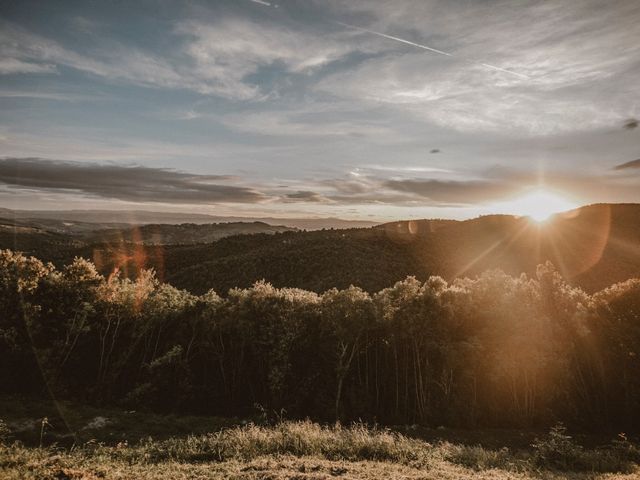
[505, 189, 577, 222]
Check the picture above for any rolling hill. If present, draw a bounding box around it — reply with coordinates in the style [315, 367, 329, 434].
[1, 203, 639, 294]
[0, 208, 378, 230]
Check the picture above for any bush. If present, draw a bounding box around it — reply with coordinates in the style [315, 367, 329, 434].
[0, 418, 11, 444]
[532, 423, 584, 470]
[611, 433, 640, 463]
[532, 424, 638, 473]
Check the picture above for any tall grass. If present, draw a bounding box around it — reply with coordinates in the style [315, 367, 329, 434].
[112, 421, 435, 466]
[2, 420, 638, 476]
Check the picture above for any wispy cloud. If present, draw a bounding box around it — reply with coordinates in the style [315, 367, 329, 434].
[220, 109, 396, 138]
[362, 165, 452, 174]
[283, 190, 330, 203]
[173, 18, 362, 99]
[315, 1, 640, 135]
[0, 16, 359, 100]
[382, 178, 517, 204]
[0, 89, 99, 102]
[0, 58, 57, 75]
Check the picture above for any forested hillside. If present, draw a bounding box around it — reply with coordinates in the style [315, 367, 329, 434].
[2, 249, 639, 431]
[84, 222, 297, 245]
[2, 203, 639, 295]
[0, 218, 295, 261]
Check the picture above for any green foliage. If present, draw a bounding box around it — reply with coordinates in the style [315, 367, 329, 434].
[0, 419, 11, 444]
[532, 423, 584, 470]
[0, 249, 640, 432]
[532, 424, 639, 472]
[6, 204, 640, 298]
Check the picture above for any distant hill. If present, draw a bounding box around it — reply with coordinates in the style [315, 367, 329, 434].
[0, 217, 293, 262]
[0, 208, 379, 230]
[0, 221, 82, 264]
[1, 203, 639, 294]
[85, 222, 297, 245]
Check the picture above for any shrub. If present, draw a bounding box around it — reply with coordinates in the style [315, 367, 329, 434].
[532, 423, 584, 470]
[611, 433, 640, 464]
[0, 418, 11, 444]
[532, 424, 639, 473]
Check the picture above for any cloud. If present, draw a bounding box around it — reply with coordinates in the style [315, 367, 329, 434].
[384, 178, 518, 204]
[0, 16, 361, 100]
[313, 174, 512, 206]
[0, 58, 57, 75]
[0, 89, 99, 102]
[362, 165, 451, 174]
[173, 18, 367, 99]
[316, 49, 637, 135]
[2, 2, 640, 217]
[613, 159, 640, 170]
[324, 0, 639, 82]
[220, 108, 396, 138]
[315, 1, 640, 135]
[0, 157, 637, 211]
[316, 162, 640, 207]
[0, 158, 267, 204]
[0, 21, 192, 91]
[283, 190, 330, 202]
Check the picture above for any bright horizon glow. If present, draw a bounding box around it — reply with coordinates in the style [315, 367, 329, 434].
[492, 189, 578, 222]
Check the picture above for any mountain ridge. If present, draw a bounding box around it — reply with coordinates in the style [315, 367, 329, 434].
[1, 203, 639, 295]
[0, 208, 379, 230]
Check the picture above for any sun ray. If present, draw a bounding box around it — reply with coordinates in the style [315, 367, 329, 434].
[454, 218, 532, 278]
[491, 188, 578, 222]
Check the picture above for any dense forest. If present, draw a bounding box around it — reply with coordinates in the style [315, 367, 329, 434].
[3, 204, 640, 295]
[2, 248, 639, 432]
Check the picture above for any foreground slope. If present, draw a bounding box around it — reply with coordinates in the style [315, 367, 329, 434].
[2, 419, 638, 480]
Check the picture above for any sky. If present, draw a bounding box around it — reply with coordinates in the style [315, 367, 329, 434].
[0, 0, 639, 221]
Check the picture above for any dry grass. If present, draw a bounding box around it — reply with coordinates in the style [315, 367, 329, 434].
[130, 421, 432, 465]
[2, 449, 639, 480]
[1, 421, 639, 479]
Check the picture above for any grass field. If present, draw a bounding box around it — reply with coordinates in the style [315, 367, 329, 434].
[1, 396, 639, 479]
[4, 450, 640, 480]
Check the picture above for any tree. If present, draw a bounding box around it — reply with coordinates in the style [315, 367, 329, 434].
[321, 286, 374, 421]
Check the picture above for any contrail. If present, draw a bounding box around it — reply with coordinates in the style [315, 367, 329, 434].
[337, 21, 529, 79]
[336, 21, 452, 57]
[480, 63, 529, 79]
[245, 1, 529, 80]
